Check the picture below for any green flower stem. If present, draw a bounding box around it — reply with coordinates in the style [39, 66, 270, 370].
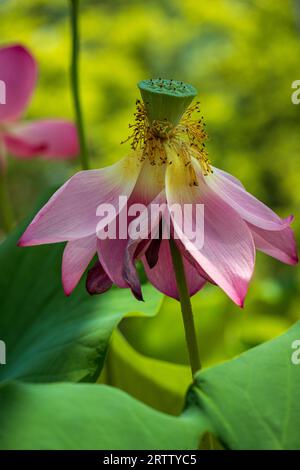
[169, 238, 201, 377]
[0, 168, 15, 233]
[69, 0, 89, 170]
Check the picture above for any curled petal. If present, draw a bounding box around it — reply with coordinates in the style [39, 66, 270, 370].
[18, 155, 141, 246]
[86, 260, 113, 295]
[4, 120, 79, 159]
[97, 198, 140, 293]
[98, 238, 130, 289]
[248, 223, 298, 265]
[207, 166, 292, 231]
[98, 236, 144, 301]
[0, 44, 37, 122]
[166, 154, 255, 307]
[143, 238, 206, 300]
[145, 238, 162, 269]
[122, 191, 167, 300]
[62, 235, 96, 296]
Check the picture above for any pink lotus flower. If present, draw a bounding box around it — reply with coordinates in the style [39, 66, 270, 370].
[19, 79, 298, 307]
[0, 44, 79, 167]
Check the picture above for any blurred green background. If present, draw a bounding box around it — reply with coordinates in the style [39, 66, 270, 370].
[0, 0, 299, 410]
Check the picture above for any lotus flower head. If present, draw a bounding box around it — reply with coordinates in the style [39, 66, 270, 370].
[19, 79, 298, 307]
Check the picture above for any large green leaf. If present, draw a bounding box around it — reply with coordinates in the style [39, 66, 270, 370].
[0, 382, 208, 450]
[190, 322, 300, 450]
[101, 329, 191, 415]
[0, 204, 162, 384]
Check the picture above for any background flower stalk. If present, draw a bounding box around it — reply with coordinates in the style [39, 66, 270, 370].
[69, 0, 89, 170]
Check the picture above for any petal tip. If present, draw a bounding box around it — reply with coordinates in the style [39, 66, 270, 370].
[17, 235, 29, 247]
[62, 278, 73, 296]
[231, 291, 246, 308]
[130, 284, 144, 302]
[5, 43, 35, 61]
[17, 232, 38, 247]
[291, 254, 299, 265]
[286, 214, 295, 224]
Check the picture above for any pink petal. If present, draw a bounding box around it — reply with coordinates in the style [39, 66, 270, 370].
[131, 158, 166, 205]
[4, 120, 79, 159]
[3, 132, 46, 157]
[18, 156, 142, 246]
[248, 223, 298, 265]
[97, 190, 164, 299]
[86, 260, 113, 295]
[207, 166, 291, 231]
[213, 167, 245, 188]
[144, 238, 162, 268]
[97, 193, 138, 290]
[166, 158, 255, 307]
[62, 235, 96, 296]
[98, 233, 145, 301]
[176, 239, 217, 285]
[122, 191, 167, 300]
[97, 237, 129, 289]
[0, 44, 37, 122]
[143, 238, 206, 299]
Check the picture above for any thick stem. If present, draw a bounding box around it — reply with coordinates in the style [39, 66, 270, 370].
[169, 238, 201, 377]
[0, 169, 15, 233]
[69, 0, 89, 170]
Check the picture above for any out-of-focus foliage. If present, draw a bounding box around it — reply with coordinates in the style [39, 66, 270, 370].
[0, 322, 299, 450]
[191, 322, 300, 450]
[0, 382, 207, 450]
[0, 0, 299, 406]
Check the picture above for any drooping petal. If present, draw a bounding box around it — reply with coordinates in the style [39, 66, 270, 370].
[143, 238, 206, 299]
[62, 235, 96, 296]
[0, 44, 37, 122]
[165, 153, 255, 306]
[206, 166, 291, 231]
[86, 260, 113, 295]
[18, 154, 141, 246]
[97, 195, 137, 291]
[213, 167, 245, 188]
[96, 158, 166, 299]
[122, 190, 167, 300]
[97, 187, 165, 300]
[176, 238, 217, 285]
[248, 223, 298, 265]
[145, 237, 162, 268]
[4, 120, 79, 159]
[97, 237, 129, 289]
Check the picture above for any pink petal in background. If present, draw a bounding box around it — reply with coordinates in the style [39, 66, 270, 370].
[3, 120, 79, 159]
[0, 44, 37, 122]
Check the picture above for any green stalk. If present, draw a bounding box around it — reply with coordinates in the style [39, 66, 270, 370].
[69, 0, 89, 170]
[169, 237, 201, 377]
[0, 168, 15, 233]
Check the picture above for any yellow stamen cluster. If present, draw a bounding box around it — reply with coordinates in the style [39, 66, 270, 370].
[178, 102, 212, 176]
[122, 99, 212, 185]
